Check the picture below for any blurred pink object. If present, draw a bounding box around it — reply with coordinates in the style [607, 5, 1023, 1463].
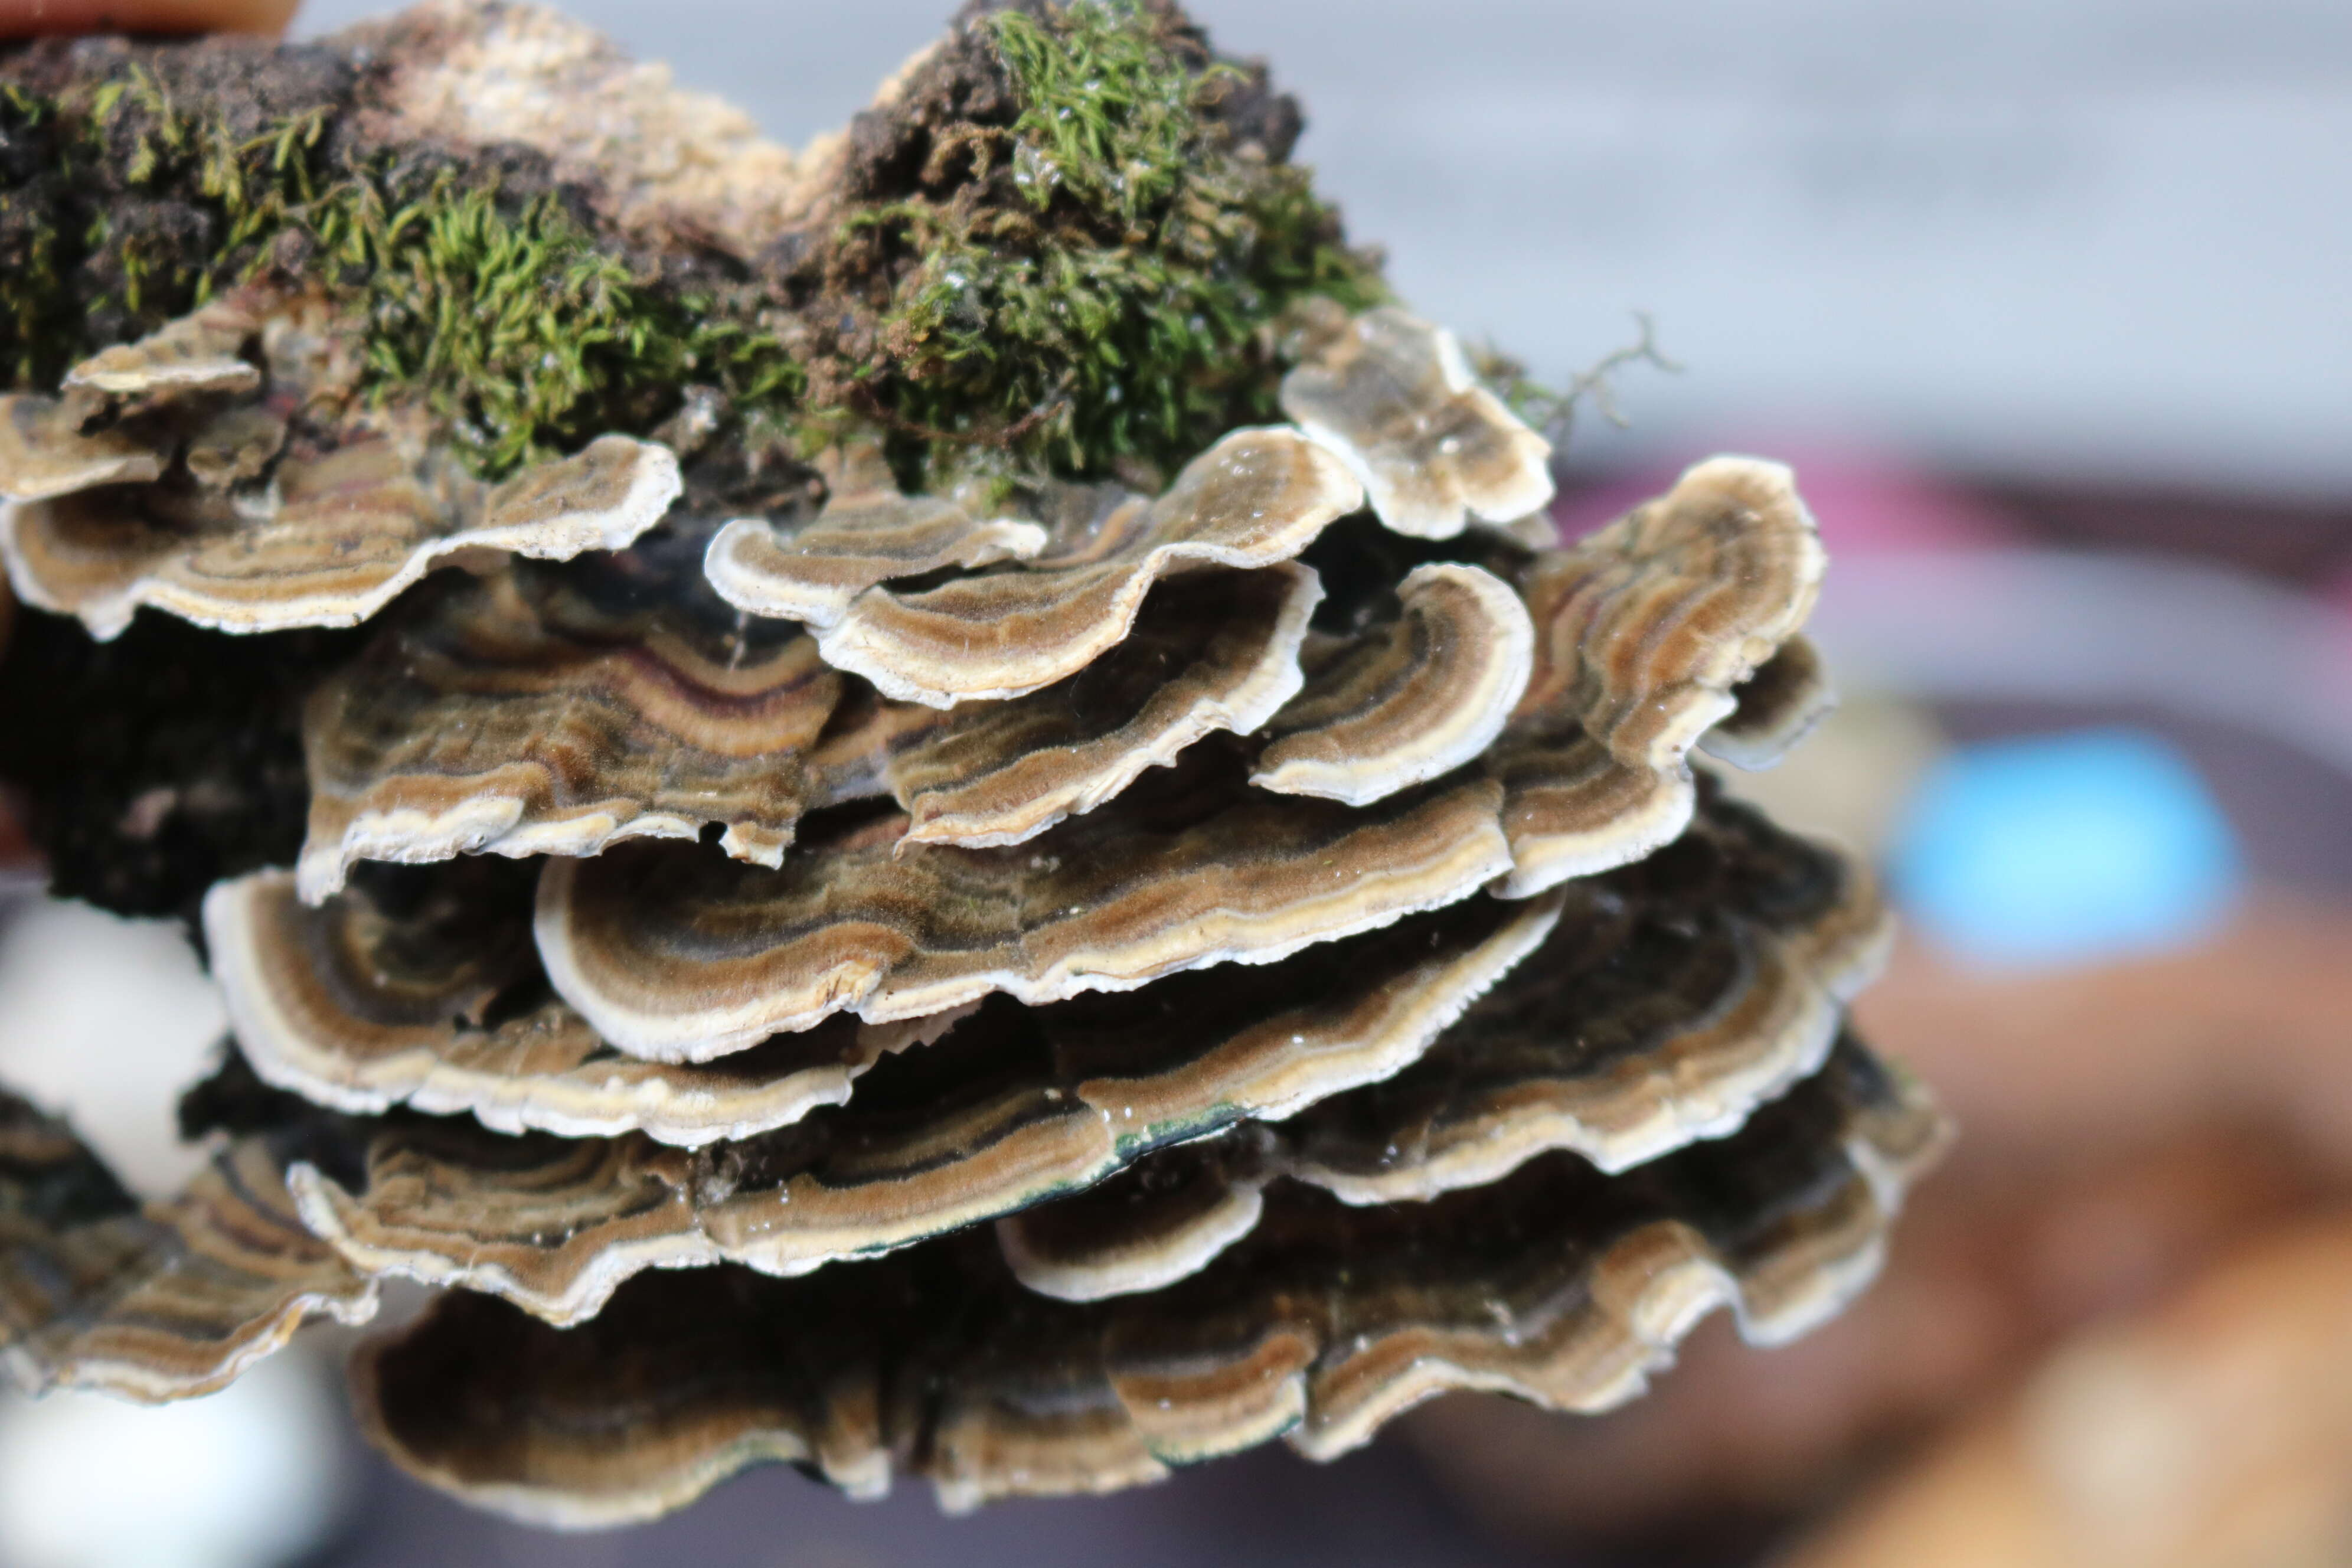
[1554, 442, 2017, 554]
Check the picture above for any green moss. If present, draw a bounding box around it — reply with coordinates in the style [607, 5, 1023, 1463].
[848, 0, 1384, 485]
[308, 171, 799, 475]
[0, 86, 76, 385]
[990, 1, 1198, 227]
[0, 65, 799, 478]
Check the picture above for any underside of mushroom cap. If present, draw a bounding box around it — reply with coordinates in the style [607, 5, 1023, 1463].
[348, 1035, 1945, 1524]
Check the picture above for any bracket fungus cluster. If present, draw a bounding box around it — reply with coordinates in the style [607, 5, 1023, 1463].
[0, 0, 1945, 1529]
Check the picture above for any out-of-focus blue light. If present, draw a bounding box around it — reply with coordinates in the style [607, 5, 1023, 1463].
[1888, 727, 2243, 968]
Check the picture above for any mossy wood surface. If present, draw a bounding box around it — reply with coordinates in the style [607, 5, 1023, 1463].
[0, 0, 1380, 487]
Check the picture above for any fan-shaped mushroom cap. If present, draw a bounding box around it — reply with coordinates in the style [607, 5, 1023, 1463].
[708, 427, 1362, 707]
[303, 549, 1326, 894]
[185, 406, 297, 490]
[288, 892, 1561, 1322]
[1701, 633, 1835, 770]
[1484, 454, 1827, 896]
[997, 786, 1889, 1296]
[703, 445, 1048, 628]
[204, 867, 909, 1145]
[880, 564, 1322, 848]
[537, 753, 1513, 1061]
[2, 433, 681, 640]
[0, 286, 682, 639]
[1524, 455, 1824, 772]
[0, 397, 167, 501]
[61, 291, 265, 406]
[1484, 724, 1696, 899]
[0, 1093, 374, 1402]
[995, 1134, 1280, 1304]
[1275, 789, 1890, 1195]
[348, 1037, 1945, 1524]
[1254, 561, 1534, 805]
[1278, 303, 1554, 540]
[297, 564, 841, 901]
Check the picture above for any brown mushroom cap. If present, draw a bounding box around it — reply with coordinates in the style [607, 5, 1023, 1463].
[703, 444, 1048, 629]
[297, 564, 842, 901]
[536, 752, 1514, 1061]
[1523, 454, 1824, 774]
[1276, 817, 1887, 1194]
[995, 1135, 1281, 1304]
[1484, 453, 1827, 896]
[997, 786, 1891, 1296]
[288, 891, 1562, 1322]
[1703, 632, 1837, 771]
[348, 1036, 1945, 1524]
[707, 427, 1362, 707]
[0, 290, 681, 640]
[1254, 561, 1535, 806]
[0, 1091, 374, 1402]
[3, 432, 680, 640]
[0, 397, 167, 501]
[1278, 303, 1556, 540]
[59, 287, 273, 410]
[204, 866, 916, 1145]
[879, 564, 1322, 848]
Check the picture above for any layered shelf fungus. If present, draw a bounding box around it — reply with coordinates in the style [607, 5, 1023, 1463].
[0, 0, 1950, 1530]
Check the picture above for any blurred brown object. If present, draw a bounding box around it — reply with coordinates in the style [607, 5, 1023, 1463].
[0, 0, 296, 37]
[1779, 1213, 2352, 1568]
[1404, 893, 2352, 1549]
[0, 793, 26, 874]
[1865, 897, 2352, 1168]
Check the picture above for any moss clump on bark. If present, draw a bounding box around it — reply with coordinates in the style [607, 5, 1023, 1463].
[0, 48, 357, 387]
[0, 86, 78, 386]
[0, 48, 799, 477]
[302, 166, 800, 475]
[797, 0, 1385, 491]
[0, 0, 1377, 488]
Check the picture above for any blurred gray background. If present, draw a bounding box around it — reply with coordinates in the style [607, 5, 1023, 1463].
[291, 0, 2352, 495]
